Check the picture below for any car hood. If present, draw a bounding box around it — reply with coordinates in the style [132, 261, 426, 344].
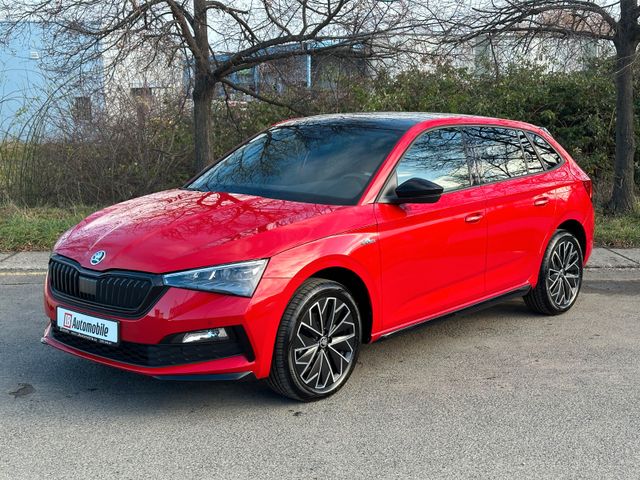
[55, 189, 371, 273]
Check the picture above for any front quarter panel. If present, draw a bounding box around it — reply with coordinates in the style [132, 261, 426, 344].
[258, 213, 382, 370]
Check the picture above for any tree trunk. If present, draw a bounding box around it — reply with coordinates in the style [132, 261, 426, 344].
[192, 77, 213, 173]
[608, 3, 638, 213]
[192, 0, 212, 174]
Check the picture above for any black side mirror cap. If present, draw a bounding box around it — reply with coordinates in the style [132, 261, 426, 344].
[390, 178, 444, 204]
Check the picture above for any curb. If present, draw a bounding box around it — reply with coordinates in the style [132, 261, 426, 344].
[0, 252, 52, 273]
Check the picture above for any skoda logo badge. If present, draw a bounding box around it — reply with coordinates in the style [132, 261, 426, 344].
[90, 250, 106, 266]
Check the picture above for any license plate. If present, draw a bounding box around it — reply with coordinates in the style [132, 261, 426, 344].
[56, 307, 119, 345]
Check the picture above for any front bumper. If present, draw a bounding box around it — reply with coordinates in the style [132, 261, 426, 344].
[43, 275, 292, 380]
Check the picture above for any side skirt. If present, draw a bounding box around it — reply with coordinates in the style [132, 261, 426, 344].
[153, 372, 254, 381]
[379, 286, 531, 340]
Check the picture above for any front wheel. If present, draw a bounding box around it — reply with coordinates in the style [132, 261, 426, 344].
[525, 230, 584, 315]
[267, 278, 362, 401]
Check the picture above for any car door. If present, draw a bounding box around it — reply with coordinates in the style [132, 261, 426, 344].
[465, 126, 560, 295]
[374, 127, 488, 333]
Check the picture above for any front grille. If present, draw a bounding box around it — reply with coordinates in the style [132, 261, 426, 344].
[51, 326, 248, 367]
[48, 255, 166, 317]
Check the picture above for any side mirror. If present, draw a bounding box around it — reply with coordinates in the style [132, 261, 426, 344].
[391, 178, 444, 204]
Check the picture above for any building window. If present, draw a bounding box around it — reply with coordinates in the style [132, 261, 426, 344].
[131, 87, 153, 99]
[73, 96, 92, 122]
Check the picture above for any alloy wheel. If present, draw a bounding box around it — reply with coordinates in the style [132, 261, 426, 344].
[290, 296, 357, 393]
[546, 239, 581, 309]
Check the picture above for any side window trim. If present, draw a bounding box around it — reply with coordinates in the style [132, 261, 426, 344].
[523, 130, 566, 172]
[516, 130, 532, 175]
[517, 129, 547, 175]
[461, 128, 482, 186]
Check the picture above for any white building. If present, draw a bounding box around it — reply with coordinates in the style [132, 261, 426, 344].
[100, 39, 188, 118]
[379, 32, 611, 77]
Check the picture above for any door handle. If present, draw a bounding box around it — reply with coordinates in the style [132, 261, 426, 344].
[465, 212, 484, 224]
[534, 196, 550, 207]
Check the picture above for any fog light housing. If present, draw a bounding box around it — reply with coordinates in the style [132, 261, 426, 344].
[181, 328, 229, 343]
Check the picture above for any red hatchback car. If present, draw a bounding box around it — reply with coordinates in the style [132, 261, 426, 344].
[43, 113, 594, 400]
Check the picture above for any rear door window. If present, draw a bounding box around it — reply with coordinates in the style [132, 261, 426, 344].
[464, 127, 528, 182]
[395, 128, 472, 192]
[530, 133, 564, 170]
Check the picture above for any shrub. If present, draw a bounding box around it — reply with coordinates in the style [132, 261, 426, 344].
[352, 63, 624, 195]
[0, 62, 637, 208]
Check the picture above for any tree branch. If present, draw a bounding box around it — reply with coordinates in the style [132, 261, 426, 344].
[449, 0, 619, 44]
[219, 78, 305, 115]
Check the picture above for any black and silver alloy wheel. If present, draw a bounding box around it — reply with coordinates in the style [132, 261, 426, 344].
[291, 296, 357, 393]
[546, 238, 581, 309]
[525, 229, 584, 316]
[268, 278, 362, 401]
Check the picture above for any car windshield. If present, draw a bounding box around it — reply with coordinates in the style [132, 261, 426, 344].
[187, 121, 406, 205]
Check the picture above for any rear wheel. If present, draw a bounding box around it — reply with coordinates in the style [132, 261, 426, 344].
[267, 278, 361, 401]
[525, 230, 584, 315]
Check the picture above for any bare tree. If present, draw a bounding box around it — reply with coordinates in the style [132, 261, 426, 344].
[439, 1, 638, 214]
[2, 0, 429, 172]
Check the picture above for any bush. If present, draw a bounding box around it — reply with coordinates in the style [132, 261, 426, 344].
[0, 97, 195, 206]
[351, 63, 628, 198]
[0, 98, 295, 206]
[0, 62, 637, 208]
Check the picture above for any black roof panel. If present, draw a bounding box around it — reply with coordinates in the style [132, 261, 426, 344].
[277, 112, 516, 131]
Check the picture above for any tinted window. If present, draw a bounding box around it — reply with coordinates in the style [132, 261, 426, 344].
[188, 122, 405, 205]
[519, 131, 545, 174]
[396, 128, 471, 192]
[531, 134, 563, 169]
[465, 127, 528, 182]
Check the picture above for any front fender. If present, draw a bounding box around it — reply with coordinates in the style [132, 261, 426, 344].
[265, 228, 382, 323]
[253, 230, 382, 375]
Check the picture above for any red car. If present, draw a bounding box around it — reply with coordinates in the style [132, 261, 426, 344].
[43, 113, 594, 400]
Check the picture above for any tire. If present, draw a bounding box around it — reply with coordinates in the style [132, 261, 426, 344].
[267, 278, 362, 401]
[525, 229, 584, 316]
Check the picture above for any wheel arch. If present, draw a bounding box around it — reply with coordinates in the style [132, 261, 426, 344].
[557, 219, 587, 259]
[265, 234, 383, 348]
[530, 215, 590, 288]
[311, 266, 374, 343]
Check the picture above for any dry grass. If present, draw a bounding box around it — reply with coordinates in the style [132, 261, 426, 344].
[0, 203, 98, 252]
[595, 205, 640, 248]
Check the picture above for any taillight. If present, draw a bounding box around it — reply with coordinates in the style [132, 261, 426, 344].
[582, 179, 593, 201]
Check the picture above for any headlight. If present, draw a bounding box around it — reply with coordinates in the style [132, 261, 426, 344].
[162, 259, 268, 297]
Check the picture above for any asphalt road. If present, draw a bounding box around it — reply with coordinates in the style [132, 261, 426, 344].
[1, 271, 639, 479]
